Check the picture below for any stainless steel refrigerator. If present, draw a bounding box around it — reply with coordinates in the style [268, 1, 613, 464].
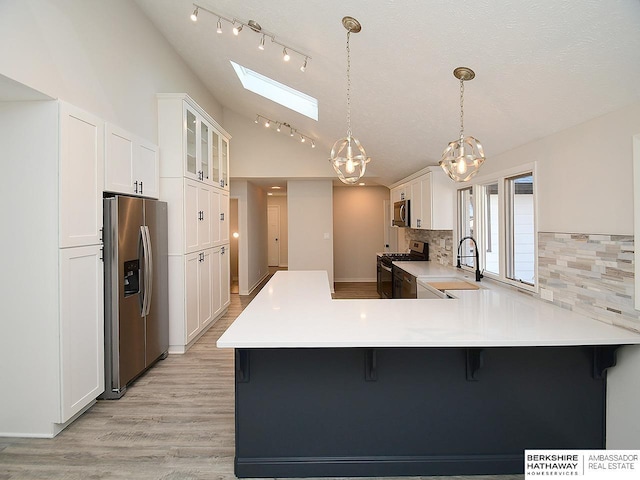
[101, 195, 169, 399]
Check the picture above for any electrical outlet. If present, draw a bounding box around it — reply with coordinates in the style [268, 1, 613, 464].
[540, 288, 553, 302]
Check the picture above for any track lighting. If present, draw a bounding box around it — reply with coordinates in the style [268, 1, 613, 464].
[254, 115, 315, 148]
[189, 3, 311, 72]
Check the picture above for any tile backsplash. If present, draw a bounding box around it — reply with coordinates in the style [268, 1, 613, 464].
[405, 229, 454, 266]
[538, 232, 639, 333]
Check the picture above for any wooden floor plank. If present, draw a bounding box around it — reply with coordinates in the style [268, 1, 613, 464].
[0, 277, 522, 480]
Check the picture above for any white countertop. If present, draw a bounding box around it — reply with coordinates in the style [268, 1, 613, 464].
[216, 269, 640, 349]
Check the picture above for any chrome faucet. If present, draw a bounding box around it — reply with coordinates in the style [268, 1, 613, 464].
[457, 236, 483, 282]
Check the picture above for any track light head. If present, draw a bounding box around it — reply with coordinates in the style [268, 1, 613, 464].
[264, 119, 270, 128]
[276, 123, 281, 132]
[283, 48, 290, 62]
[216, 18, 222, 33]
[233, 24, 243, 35]
[300, 57, 308, 72]
[254, 116, 259, 124]
[258, 35, 265, 50]
[190, 7, 199, 22]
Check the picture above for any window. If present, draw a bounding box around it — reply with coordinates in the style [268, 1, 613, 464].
[506, 173, 535, 285]
[230, 61, 318, 120]
[456, 166, 536, 290]
[457, 187, 474, 268]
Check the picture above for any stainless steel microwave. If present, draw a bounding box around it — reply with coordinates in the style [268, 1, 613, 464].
[393, 200, 410, 227]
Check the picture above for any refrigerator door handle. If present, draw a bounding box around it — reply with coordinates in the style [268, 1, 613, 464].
[140, 225, 149, 317]
[144, 225, 153, 316]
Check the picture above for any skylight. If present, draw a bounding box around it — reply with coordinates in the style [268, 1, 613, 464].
[230, 61, 318, 121]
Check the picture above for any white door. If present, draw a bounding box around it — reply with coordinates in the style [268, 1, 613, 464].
[185, 252, 200, 342]
[134, 140, 159, 198]
[267, 205, 280, 267]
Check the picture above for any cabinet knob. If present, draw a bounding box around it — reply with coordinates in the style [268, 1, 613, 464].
[221, 246, 225, 255]
[134, 180, 139, 193]
[220, 179, 224, 187]
[139, 181, 143, 194]
[220, 213, 224, 221]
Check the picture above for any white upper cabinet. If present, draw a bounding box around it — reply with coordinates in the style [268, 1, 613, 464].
[390, 168, 454, 231]
[104, 123, 159, 198]
[59, 102, 104, 248]
[158, 94, 230, 191]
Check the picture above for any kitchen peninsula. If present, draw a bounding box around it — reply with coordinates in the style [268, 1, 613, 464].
[217, 270, 640, 477]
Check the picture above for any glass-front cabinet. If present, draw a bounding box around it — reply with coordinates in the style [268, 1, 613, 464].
[220, 137, 229, 189]
[183, 103, 229, 190]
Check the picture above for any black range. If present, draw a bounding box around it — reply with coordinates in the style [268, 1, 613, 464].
[377, 241, 428, 299]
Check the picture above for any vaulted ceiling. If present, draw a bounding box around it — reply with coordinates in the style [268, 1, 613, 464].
[135, 0, 640, 187]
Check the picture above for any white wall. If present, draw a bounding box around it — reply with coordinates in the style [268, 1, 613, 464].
[0, 0, 223, 143]
[333, 186, 389, 282]
[232, 180, 269, 295]
[288, 180, 334, 288]
[223, 108, 334, 179]
[484, 101, 640, 235]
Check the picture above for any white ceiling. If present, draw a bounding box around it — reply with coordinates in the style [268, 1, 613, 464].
[135, 0, 640, 187]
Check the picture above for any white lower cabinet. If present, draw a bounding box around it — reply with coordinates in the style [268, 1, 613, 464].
[59, 245, 104, 422]
[180, 246, 229, 349]
[185, 249, 214, 344]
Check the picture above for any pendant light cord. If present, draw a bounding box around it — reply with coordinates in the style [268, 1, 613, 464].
[346, 30, 352, 138]
[459, 77, 465, 141]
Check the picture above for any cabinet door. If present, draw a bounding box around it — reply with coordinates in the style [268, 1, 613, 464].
[104, 123, 135, 195]
[220, 245, 230, 309]
[198, 185, 212, 249]
[420, 173, 433, 230]
[185, 252, 200, 342]
[199, 119, 212, 185]
[59, 102, 104, 248]
[220, 137, 229, 189]
[184, 179, 199, 253]
[211, 247, 222, 319]
[134, 140, 159, 199]
[199, 249, 214, 329]
[410, 179, 423, 229]
[211, 189, 221, 245]
[184, 106, 198, 180]
[220, 193, 229, 243]
[59, 245, 104, 422]
[211, 129, 220, 187]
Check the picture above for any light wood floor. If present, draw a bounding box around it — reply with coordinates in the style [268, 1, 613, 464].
[0, 278, 523, 480]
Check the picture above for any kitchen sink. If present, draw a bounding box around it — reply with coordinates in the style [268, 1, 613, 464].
[416, 276, 485, 299]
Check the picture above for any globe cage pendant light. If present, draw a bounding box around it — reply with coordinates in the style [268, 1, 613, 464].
[330, 16, 370, 185]
[439, 67, 486, 182]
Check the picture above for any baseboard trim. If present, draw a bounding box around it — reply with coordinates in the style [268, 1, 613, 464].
[334, 277, 377, 283]
[235, 454, 523, 478]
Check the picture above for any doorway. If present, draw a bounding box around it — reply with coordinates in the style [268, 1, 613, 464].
[267, 205, 280, 267]
[230, 198, 239, 294]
